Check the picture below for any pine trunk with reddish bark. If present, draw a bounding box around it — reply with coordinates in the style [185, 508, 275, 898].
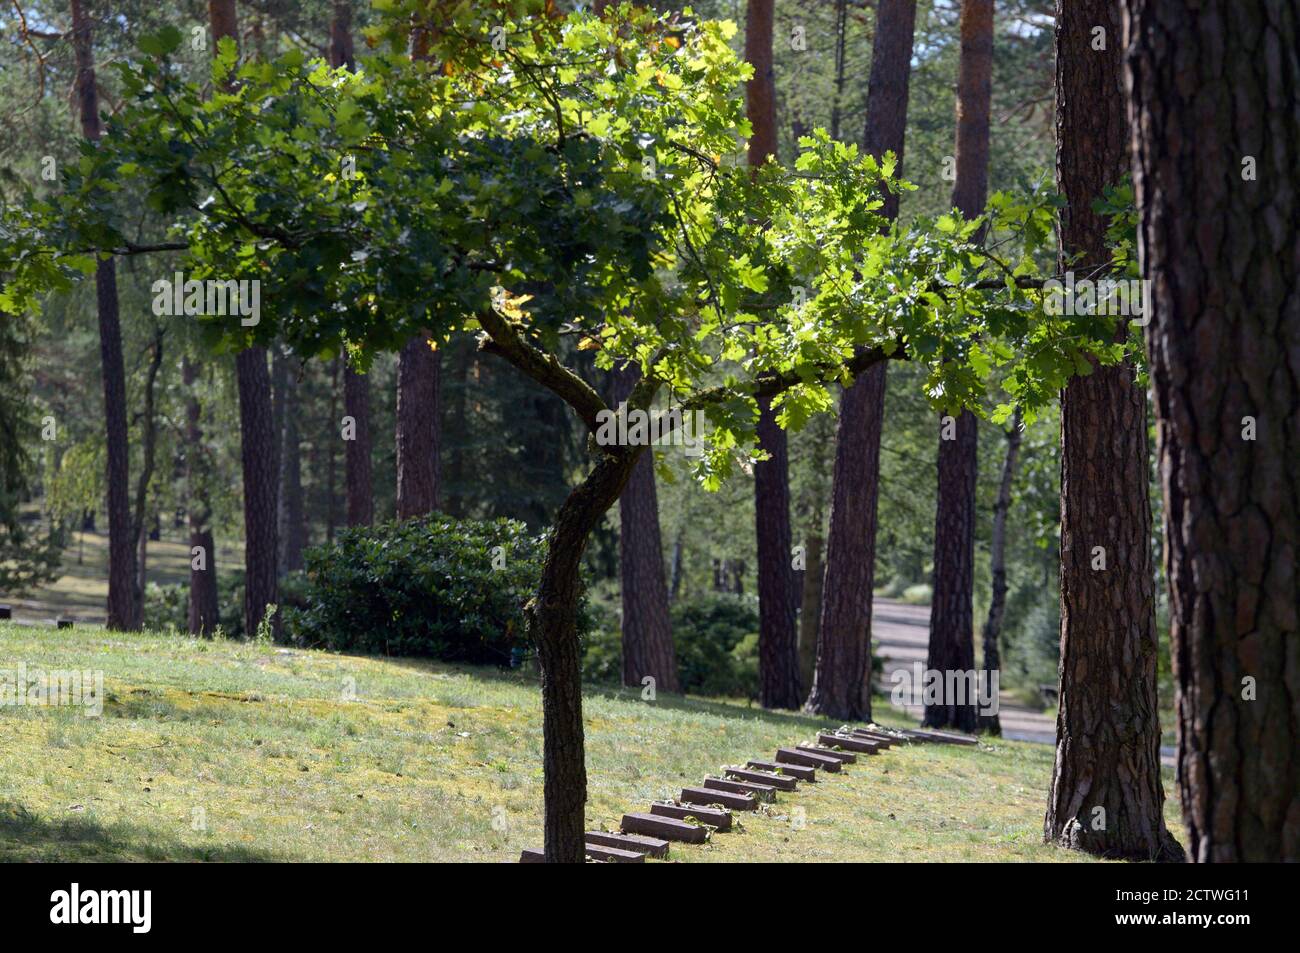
[609, 365, 678, 693]
[344, 365, 374, 525]
[1122, 0, 1299, 862]
[71, 0, 139, 631]
[924, 0, 991, 731]
[1044, 0, 1183, 861]
[978, 409, 1020, 735]
[806, 0, 917, 721]
[396, 334, 441, 518]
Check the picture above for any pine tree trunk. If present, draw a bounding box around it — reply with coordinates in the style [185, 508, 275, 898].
[396, 334, 441, 518]
[182, 357, 219, 635]
[236, 347, 279, 638]
[979, 409, 1020, 735]
[131, 329, 164, 606]
[344, 365, 374, 525]
[924, 0, 992, 730]
[329, 0, 354, 70]
[925, 409, 979, 732]
[755, 397, 801, 709]
[797, 531, 823, 693]
[744, 1, 799, 709]
[609, 366, 678, 693]
[278, 356, 305, 572]
[1044, 0, 1183, 860]
[806, 0, 916, 721]
[71, 0, 139, 631]
[1122, 0, 1299, 862]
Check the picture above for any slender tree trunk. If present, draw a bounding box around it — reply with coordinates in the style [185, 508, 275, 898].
[807, 0, 917, 721]
[924, 0, 991, 731]
[326, 356, 339, 543]
[925, 410, 979, 731]
[344, 364, 374, 525]
[278, 354, 305, 572]
[182, 357, 219, 635]
[329, 0, 354, 70]
[131, 328, 164, 606]
[1044, 0, 1183, 860]
[979, 408, 1020, 735]
[609, 365, 678, 693]
[534, 448, 641, 861]
[1122, 0, 1299, 862]
[396, 334, 441, 517]
[797, 531, 823, 693]
[71, 0, 139, 631]
[744, 0, 800, 709]
[208, 0, 278, 637]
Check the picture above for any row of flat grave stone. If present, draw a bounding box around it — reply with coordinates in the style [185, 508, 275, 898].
[0, 605, 74, 628]
[519, 723, 976, 862]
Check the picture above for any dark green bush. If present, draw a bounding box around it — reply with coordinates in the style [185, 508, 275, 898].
[283, 515, 571, 664]
[582, 592, 761, 699]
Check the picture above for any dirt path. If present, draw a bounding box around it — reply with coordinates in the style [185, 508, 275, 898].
[873, 597, 1175, 767]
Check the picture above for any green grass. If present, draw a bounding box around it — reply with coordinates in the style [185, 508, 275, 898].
[0, 623, 1183, 862]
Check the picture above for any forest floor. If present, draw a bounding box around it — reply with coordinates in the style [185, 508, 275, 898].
[0, 623, 1184, 862]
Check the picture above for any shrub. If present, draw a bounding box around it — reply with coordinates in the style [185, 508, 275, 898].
[283, 515, 576, 664]
[672, 593, 761, 698]
[901, 583, 933, 606]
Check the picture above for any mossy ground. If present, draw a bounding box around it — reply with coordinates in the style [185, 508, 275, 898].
[0, 623, 1182, 861]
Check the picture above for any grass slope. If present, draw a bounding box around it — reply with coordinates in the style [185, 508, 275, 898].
[0, 623, 1183, 862]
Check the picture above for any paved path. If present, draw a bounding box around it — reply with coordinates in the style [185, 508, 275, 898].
[873, 597, 1176, 767]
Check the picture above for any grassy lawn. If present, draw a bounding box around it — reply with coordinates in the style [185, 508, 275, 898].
[0, 622, 1184, 862]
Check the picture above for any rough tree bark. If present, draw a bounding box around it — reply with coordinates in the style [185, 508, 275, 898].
[806, 0, 917, 721]
[208, 0, 279, 637]
[978, 408, 1020, 735]
[1122, 0, 1299, 862]
[1044, 0, 1183, 860]
[395, 334, 441, 517]
[924, 0, 991, 732]
[131, 328, 164, 604]
[744, 0, 800, 709]
[182, 356, 219, 634]
[344, 364, 374, 526]
[71, 0, 139, 630]
[609, 364, 678, 693]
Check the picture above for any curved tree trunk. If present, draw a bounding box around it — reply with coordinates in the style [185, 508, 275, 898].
[806, 0, 917, 721]
[978, 409, 1020, 735]
[182, 357, 219, 635]
[396, 334, 441, 518]
[1045, 0, 1182, 861]
[1122, 0, 1299, 862]
[71, 0, 139, 631]
[533, 448, 641, 861]
[609, 365, 678, 694]
[924, 0, 991, 731]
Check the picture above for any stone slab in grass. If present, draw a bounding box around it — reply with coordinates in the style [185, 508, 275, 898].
[796, 744, 856, 764]
[623, 811, 711, 843]
[703, 776, 776, 802]
[680, 785, 758, 811]
[902, 727, 979, 745]
[776, 747, 841, 771]
[818, 732, 882, 754]
[650, 801, 732, 832]
[725, 766, 798, 791]
[585, 842, 646, 863]
[850, 728, 898, 747]
[748, 758, 816, 782]
[585, 830, 670, 859]
[520, 848, 546, 863]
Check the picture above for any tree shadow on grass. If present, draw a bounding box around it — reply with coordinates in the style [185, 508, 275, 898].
[0, 802, 288, 862]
